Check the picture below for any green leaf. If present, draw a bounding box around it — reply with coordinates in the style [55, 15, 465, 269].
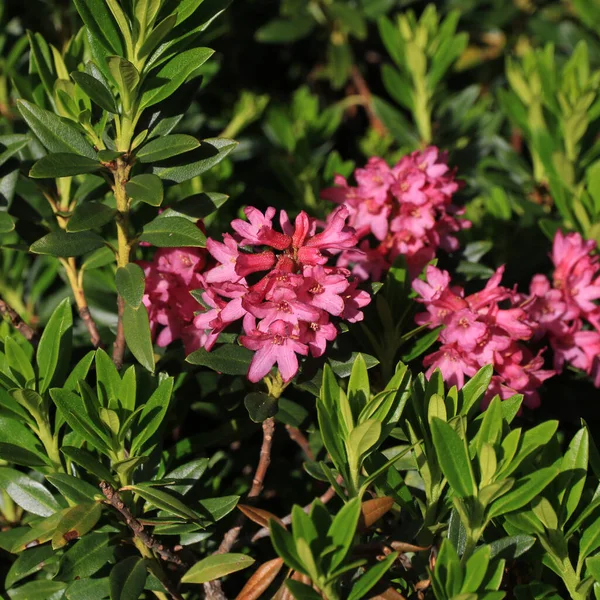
[181, 553, 255, 584]
[558, 427, 589, 525]
[460, 365, 494, 416]
[328, 497, 362, 570]
[26, 30, 56, 99]
[5, 546, 56, 589]
[140, 48, 214, 108]
[136, 134, 200, 163]
[123, 303, 155, 373]
[106, 56, 140, 109]
[488, 535, 536, 560]
[82, 247, 116, 270]
[197, 495, 239, 523]
[130, 377, 173, 454]
[37, 298, 72, 394]
[348, 353, 370, 418]
[73, 0, 123, 54]
[30, 231, 105, 257]
[285, 580, 322, 600]
[46, 473, 98, 504]
[256, 17, 314, 43]
[165, 458, 209, 496]
[431, 417, 476, 498]
[580, 514, 600, 562]
[152, 138, 237, 183]
[5, 580, 67, 599]
[489, 466, 560, 518]
[59, 532, 115, 581]
[186, 344, 253, 375]
[348, 418, 381, 462]
[244, 392, 278, 423]
[116, 263, 145, 308]
[71, 70, 117, 113]
[30, 153, 102, 179]
[126, 174, 163, 206]
[61, 447, 116, 485]
[94, 348, 121, 409]
[51, 502, 102, 549]
[0, 443, 48, 467]
[50, 389, 111, 454]
[270, 520, 305, 574]
[347, 551, 398, 600]
[139, 215, 206, 247]
[65, 577, 110, 599]
[138, 13, 177, 59]
[109, 557, 148, 600]
[5, 337, 35, 386]
[168, 192, 228, 219]
[0, 415, 46, 461]
[126, 483, 198, 520]
[463, 545, 491, 592]
[67, 202, 116, 232]
[0, 211, 15, 233]
[17, 100, 96, 158]
[0, 467, 60, 516]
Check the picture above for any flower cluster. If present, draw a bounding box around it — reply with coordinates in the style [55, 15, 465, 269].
[195, 206, 370, 383]
[140, 247, 210, 354]
[413, 264, 555, 409]
[321, 147, 469, 280]
[522, 230, 600, 387]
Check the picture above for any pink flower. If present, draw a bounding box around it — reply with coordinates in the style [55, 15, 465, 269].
[442, 309, 487, 351]
[240, 320, 308, 383]
[185, 206, 370, 383]
[323, 146, 467, 281]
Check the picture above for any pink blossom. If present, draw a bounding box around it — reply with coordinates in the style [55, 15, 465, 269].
[240, 320, 308, 383]
[323, 147, 468, 280]
[188, 206, 370, 383]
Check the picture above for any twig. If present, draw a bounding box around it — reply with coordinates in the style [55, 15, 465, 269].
[112, 296, 126, 369]
[63, 258, 103, 349]
[350, 65, 387, 136]
[99, 481, 187, 568]
[204, 418, 276, 600]
[0, 298, 38, 345]
[251, 481, 338, 542]
[285, 425, 314, 461]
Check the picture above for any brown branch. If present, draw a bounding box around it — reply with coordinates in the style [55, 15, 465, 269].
[285, 425, 314, 461]
[350, 65, 387, 136]
[99, 481, 187, 570]
[0, 298, 38, 345]
[112, 296, 126, 369]
[251, 479, 339, 542]
[204, 418, 276, 600]
[64, 258, 103, 349]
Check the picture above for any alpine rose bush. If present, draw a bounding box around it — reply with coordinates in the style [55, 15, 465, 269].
[523, 230, 600, 386]
[193, 206, 371, 382]
[413, 264, 554, 408]
[321, 146, 470, 280]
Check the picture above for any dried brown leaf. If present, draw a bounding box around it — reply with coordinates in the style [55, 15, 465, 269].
[236, 557, 284, 600]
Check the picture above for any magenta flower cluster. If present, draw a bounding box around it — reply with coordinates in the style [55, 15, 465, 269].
[321, 147, 470, 280]
[140, 247, 210, 354]
[522, 230, 600, 387]
[174, 206, 369, 383]
[413, 264, 554, 409]
[414, 230, 600, 408]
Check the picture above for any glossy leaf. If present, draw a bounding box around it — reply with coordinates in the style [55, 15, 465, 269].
[136, 134, 200, 163]
[71, 70, 117, 113]
[126, 483, 198, 520]
[125, 174, 163, 206]
[130, 377, 173, 453]
[0, 467, 60, 517]
[123, 303, 155, 373]
[186, 344, 253, 375]
[30, 231, 105, 257]
[51, 502, 102, 549]
[181, 553, 255, 584]
[17, 100, 96, 158]
[67, 203, 116, 232]
[109, 556, 148, 600]
[139, 215, 206, 247]
[116, 263, 145, 308]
